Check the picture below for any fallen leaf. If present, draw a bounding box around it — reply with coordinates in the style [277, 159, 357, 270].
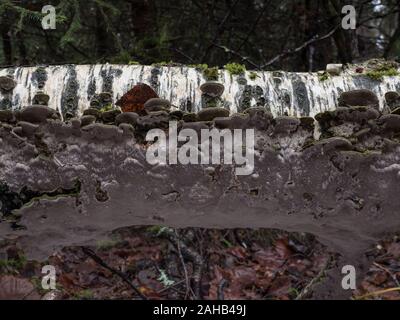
[386, 242, 400, 258]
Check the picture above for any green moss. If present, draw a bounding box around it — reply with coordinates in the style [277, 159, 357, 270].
[0, 255, 27, 272]
[100, 104, 114, 112]
[128, 60, 140, 65]
[1, 180, 82, 222]
[31, 275, 63, 294]
[151, 61, 178, 67]
[30, 276, 50, 295]
[362, 60, 400, 80]
[73, 289, 94, 300]
[15, 194, 80, 215]
[365, 67, 399, 81]
[203, 66, 219, 80]
[249, 71, 259, 80]
[109, 51, 132, 64]
[188, 64, 208, 72]
[188, 64, 220, 80]
[318, 72, 330, 82]
[204, 96, 220, 108]
[288, 287, 300, 299]
[221, 238, 233, 248]
[96, 237, 120, 250]
[147, 225, 171, 236]
[224, 63, 246, 76]
[152, 61, 169, 67]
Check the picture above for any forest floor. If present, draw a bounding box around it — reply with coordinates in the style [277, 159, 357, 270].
[0, 227, 399, 300]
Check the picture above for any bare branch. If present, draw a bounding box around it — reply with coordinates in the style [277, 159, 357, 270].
[81, 246, 147, 300]
[261, 25, 340, 68]
[200, 0, 241, 63]
[212, 43, 261, 70]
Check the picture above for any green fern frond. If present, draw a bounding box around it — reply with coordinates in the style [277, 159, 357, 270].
[91, 0, 120, 15]
[0, 0, 42, 31]
[96, 4, 123, 51]
[60, 0, 81, 49]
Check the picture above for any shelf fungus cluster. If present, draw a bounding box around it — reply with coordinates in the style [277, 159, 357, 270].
[1, 65, 400, 298]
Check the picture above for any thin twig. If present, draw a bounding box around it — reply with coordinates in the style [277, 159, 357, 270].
[175, 229, 191, 299]
[262, 258, 289, 299]
[296, 256, 333, 300]
[170, 47, 195, 63]
[217, 279, 228, 300]
[236, 0, 269, 52]
[373, 262, 400, 287]
[212, 43, 261, 70]
[162, 229, 204, 299]
[261, 25, 340, 68]
[200, 0, 241, 62]
[81, 246, 147, 300]
[354, 287, 400, 300]
[156, 279, 186, 294]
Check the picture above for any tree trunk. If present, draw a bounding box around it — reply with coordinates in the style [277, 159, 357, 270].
[0, 25, 12, 65]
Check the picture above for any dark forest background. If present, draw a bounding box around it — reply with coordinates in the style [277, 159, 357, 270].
[0, 0, 399, 71]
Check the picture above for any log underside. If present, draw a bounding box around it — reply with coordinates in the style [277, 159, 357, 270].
[1, 109, 400, 299]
